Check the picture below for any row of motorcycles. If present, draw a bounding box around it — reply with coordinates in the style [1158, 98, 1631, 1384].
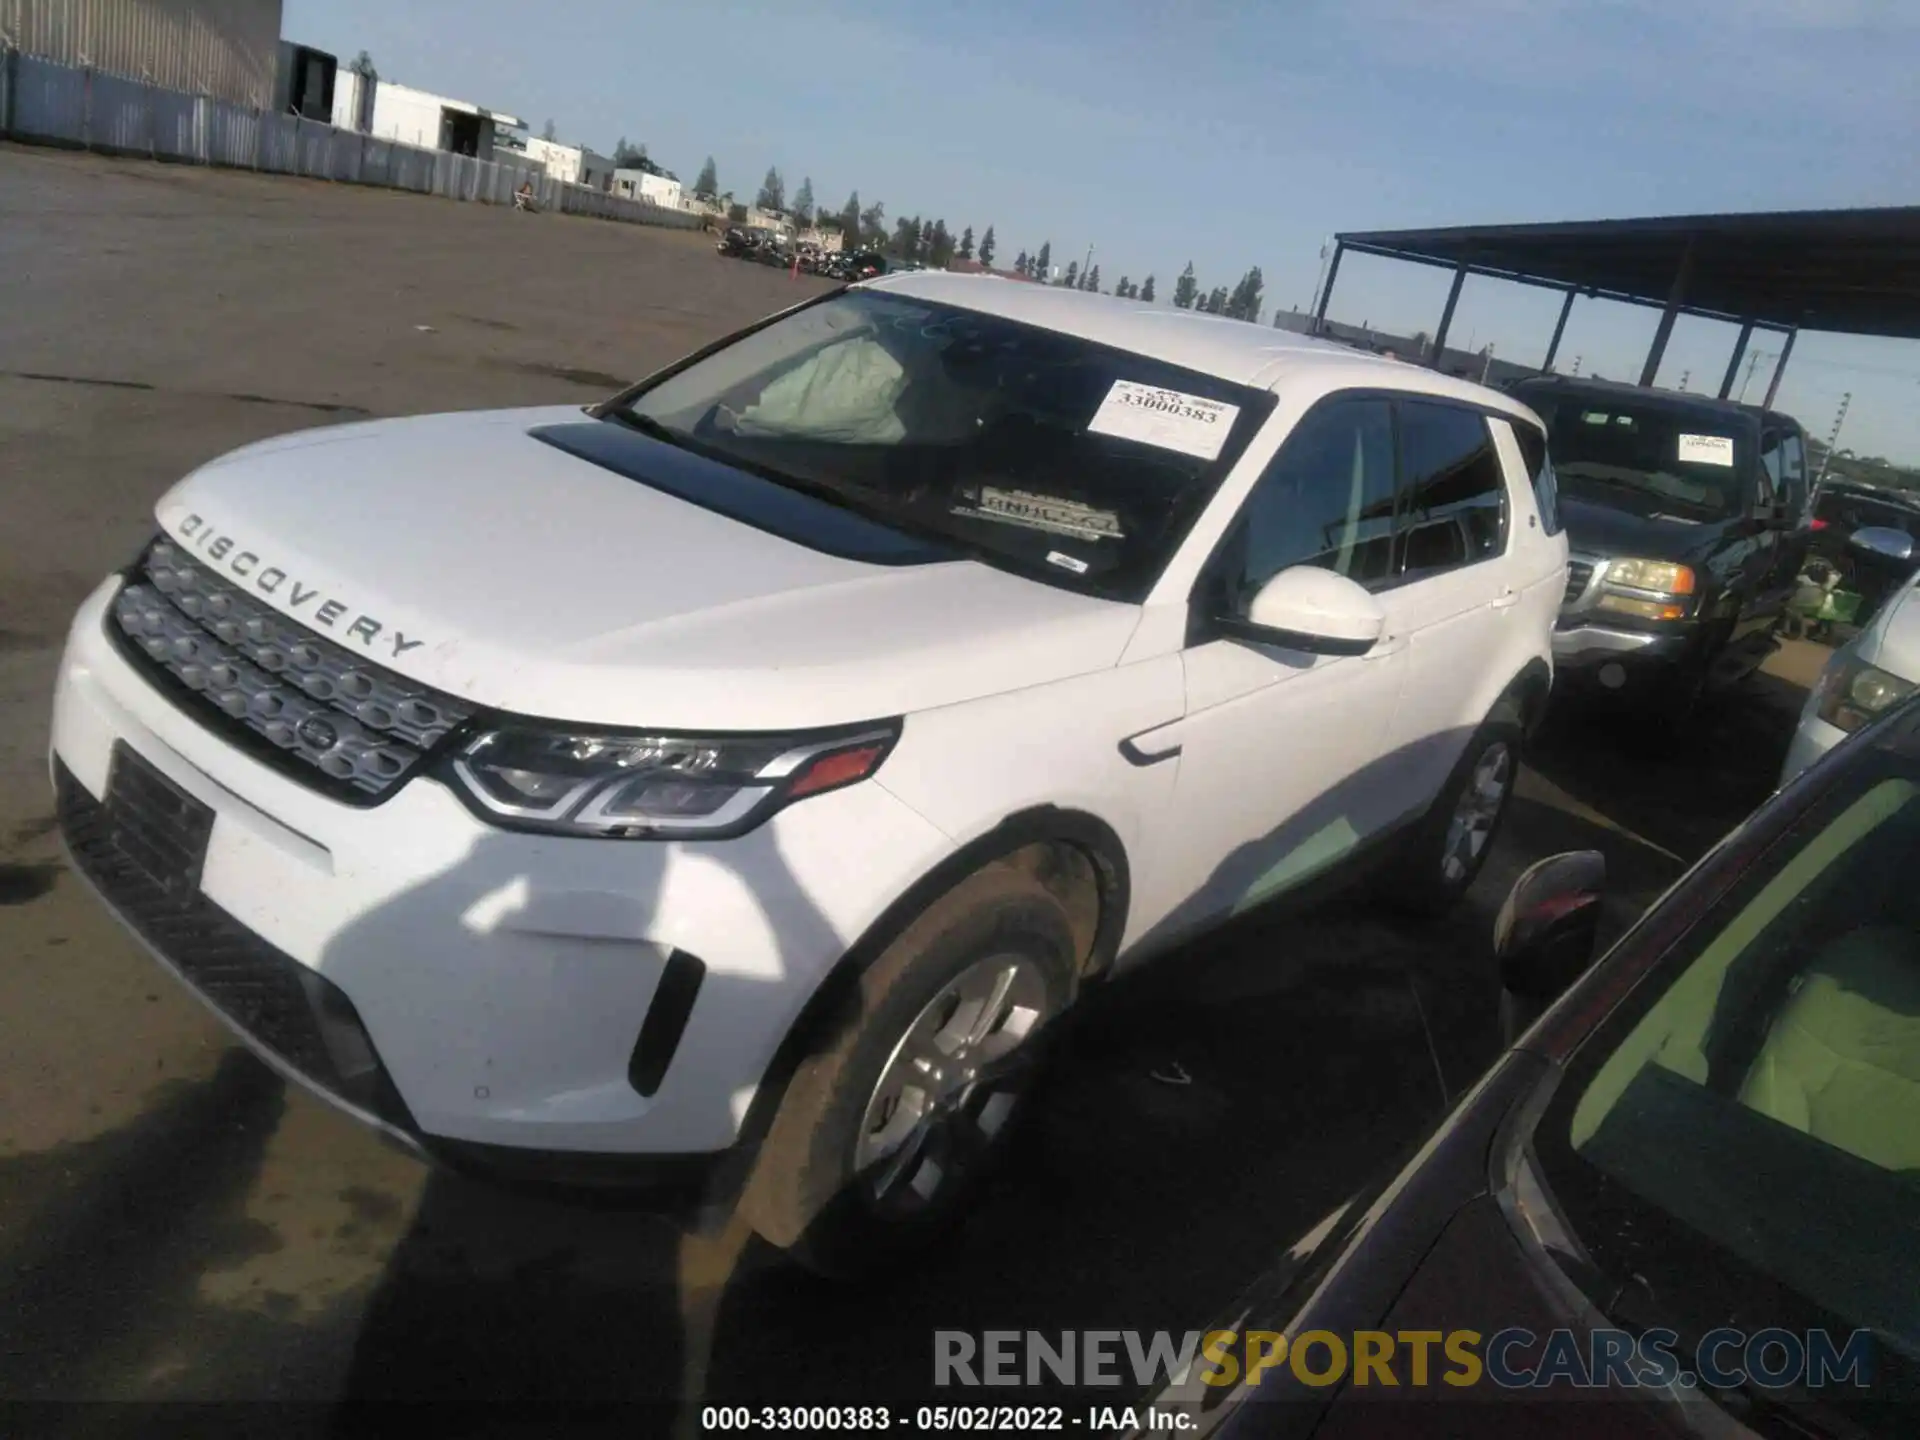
[715, 227, 886, 281]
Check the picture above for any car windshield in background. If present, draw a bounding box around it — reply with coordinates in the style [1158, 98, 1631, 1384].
[1819, 487, 1920, 536]
[1534, 747, 1920, 1431]
[1527, 396, 1752, 521]
[607, 290, 1273, 599]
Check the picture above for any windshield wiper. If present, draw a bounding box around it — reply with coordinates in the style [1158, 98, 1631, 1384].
[603, 411, 879, 513]
[602, 408, 689, 447]
[597, 411, 1103, 590]
[610, 414, 963, 546]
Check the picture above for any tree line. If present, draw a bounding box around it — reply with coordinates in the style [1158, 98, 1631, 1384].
[630, 153, 1275, 322]
[1001, 249, 1264, 320]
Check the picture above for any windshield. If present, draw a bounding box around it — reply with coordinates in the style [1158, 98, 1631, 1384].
[1534, 746, 1920, 1431]
[1522, 391, 1754, 522]
[606, 290, 1273, 599]
[1818, 487, 1920, 537]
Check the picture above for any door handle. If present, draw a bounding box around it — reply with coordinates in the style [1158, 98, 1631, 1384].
[1491, 586, 1520, 610]
[1119, 720, 1184, 767]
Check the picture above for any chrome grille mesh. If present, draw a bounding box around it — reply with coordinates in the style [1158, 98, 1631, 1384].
[111, 539, 475, 799]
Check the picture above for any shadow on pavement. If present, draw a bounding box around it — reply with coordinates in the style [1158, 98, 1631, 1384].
[323, 690, 1791, 1427]
[0, 666, 1812, 1431]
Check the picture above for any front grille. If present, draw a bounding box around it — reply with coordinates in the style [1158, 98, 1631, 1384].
[1563, 557, 1595, 606]
[108, 538, 475, 802]
[58, 756, 414, 1130]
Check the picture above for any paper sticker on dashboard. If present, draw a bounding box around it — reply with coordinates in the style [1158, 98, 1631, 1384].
[1087, 380, 1239, 460]
[966, 487, 1125, 540]
[1677, 433, 1735, 467]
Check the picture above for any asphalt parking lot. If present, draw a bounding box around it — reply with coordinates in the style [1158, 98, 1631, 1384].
[0, 144, 1832, 1427]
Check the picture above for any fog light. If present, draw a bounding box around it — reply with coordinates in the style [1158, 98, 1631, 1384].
[1596, 593, 1688, 622]
[1599, 663, 1627, 690]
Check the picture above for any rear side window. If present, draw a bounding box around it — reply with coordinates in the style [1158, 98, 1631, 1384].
[1514, 422, 1562, 536]
[1395, 401, 1508, 579]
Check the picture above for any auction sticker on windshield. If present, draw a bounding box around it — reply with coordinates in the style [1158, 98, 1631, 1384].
[964, 487, 1125, 541]
[1087, 381, 1240, 461]
[1677, 433, 1735, 467]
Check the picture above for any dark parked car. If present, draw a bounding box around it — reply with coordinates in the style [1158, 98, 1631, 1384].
[1809, 482, 1920, 619]
[818, 249, 887, 281]
[1146, 691, 1920, 1438]
[1509, 376, 1814, 721]
[1811, 480, 1920, 567]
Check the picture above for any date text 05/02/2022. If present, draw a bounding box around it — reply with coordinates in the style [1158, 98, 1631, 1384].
[699, 1404, 1193, 1433]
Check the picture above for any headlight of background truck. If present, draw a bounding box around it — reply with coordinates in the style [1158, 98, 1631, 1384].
[446, 721, 899, 838]
[1594, 558, 1696, 622]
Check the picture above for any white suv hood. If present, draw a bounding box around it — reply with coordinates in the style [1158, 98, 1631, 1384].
[151, 407, 1143, 730]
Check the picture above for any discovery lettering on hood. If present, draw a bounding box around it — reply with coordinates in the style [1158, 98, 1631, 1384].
[173, 513, 425, 660]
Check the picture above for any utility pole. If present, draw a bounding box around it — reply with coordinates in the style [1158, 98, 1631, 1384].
[1308, 237, 1332, 323]
[1816, 392, 1851, 486]
[1738, 348, 1767, 403]
[1677, 370, 1690, 392]
[1570, 354, 1582, 376]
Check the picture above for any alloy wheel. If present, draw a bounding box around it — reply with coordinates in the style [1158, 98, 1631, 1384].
[1441, 741, 1513, 886]
[854, 953, 1052, 1215]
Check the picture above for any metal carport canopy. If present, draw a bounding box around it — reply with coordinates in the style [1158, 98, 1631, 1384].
[1318, 205, 1920, 401]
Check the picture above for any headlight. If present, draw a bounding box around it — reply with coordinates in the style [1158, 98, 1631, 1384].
[1814, 656, 1916, 735]
[1602, 558, 1696, 596]
[447, 722, 899, 838]
[1592, 558, 1695, 621]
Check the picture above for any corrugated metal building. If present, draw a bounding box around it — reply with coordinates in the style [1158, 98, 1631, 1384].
[1, 0, 284, 109]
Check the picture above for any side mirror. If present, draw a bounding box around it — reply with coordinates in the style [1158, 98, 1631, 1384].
[1494, 850, 1606, 1046]
[1849, 525, 1917, 568]
[1226, 567, 1386, 657]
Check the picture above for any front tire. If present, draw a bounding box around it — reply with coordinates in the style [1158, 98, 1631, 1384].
[738, 864, 1078, 1279]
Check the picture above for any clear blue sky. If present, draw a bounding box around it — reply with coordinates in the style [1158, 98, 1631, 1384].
[285, 0, 1920, 461]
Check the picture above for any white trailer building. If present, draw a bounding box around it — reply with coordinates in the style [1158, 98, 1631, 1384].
[331, 70, 524, 161]
[613, 168, 682, 210]
[524, 135, 615, 190]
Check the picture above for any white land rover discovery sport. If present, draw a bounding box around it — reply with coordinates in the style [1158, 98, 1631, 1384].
[51, 274, 1565, 1275]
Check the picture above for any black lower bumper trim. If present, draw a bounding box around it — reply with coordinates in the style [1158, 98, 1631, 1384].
[56, 757, 417, 1134]
[423, 1135, 729, 1202]
[58, 755, 736, 1200]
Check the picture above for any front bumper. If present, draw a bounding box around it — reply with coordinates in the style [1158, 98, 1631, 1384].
[1551, 622, 1692, 670]
[51, 577, 956, 1164]
[1780, 714, 1849, 791]
[1781, 659, 1851, 789]
[1550, 622, 1700, 698]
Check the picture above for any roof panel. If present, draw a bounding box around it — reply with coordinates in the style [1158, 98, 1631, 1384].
[1338, 207, 1920, 339]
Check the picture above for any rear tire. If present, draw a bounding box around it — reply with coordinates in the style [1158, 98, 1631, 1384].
[738, 864, 1079, 1279]
[1383, 711, 1522, 918]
